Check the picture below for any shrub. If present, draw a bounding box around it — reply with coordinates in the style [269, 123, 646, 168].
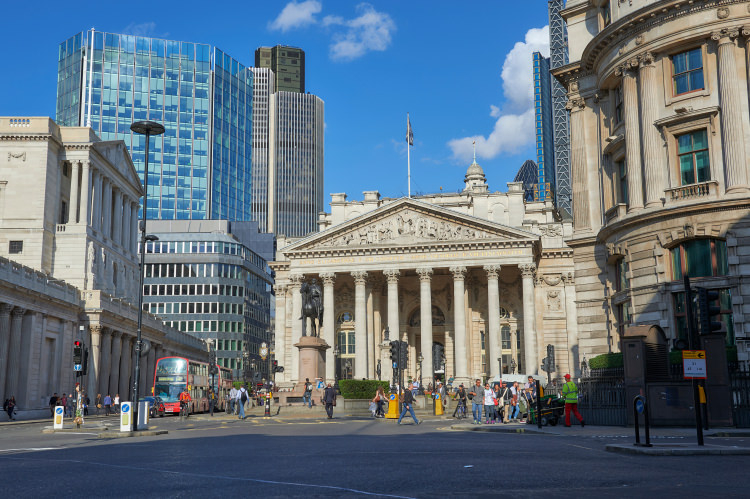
[338, 380, 390, 399]
[588, 352, 623, 369]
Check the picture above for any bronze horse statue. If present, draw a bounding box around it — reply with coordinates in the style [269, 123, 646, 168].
[300, 278, 323, 337]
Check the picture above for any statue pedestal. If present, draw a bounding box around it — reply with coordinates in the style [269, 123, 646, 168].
[295, 336, 330, 386]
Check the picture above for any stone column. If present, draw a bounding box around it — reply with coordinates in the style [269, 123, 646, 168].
[638, 52, 667, 207]
[92, 170, 102, 231]
[284, 285, 294, 383]
[320, 273, 336, 383]
[352, 271, 368, 379]
[715, 28, 748, 191]
[289, 274, 303, 384]
[384, 269, 400, 383]
[520, 264, 538, 375]
[99, 327, 112, 396]
[80, 160, 92, 225]
[103, 180, 112, 239]
[416, 267, 434, 386]
[567, 97, 590, 229]
[5, 308, 25, 399]
[562, 272, 580, 376]
[450, 266, 469, 382]
[484, 265, 502, 379]
[69, 161, 80, 223]
[0, 304, 12, 398]
[131, 203, 139, 253]
[617, 59, 645, 211]
[119, 335, 132, 400]
[113, 188, 123, 246]
[273, 283, 287, 382]
[89, 325, 102, 398]
[109, 330, 122, 397]
[122, 196, 131, 251]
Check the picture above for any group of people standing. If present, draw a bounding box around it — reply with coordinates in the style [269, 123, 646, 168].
[466, 377, 537, 425]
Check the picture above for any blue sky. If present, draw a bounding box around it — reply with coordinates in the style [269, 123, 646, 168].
[1, 1, 550, 204]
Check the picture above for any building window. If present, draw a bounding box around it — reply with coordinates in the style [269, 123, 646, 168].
[501, 325, 511, 349]
[671, 238, 728, 280]
[8, 241, 23, 254]
[672, 48, 704, 96]
[613, 85, 623, 124]
[616, 302, 631, 337]
[337, 330, 355, 356]
[480, 330, 486, 375]
[59, 201, 68, 224]
[677, 129, 709, 185]
[617, 160, 628, 205]
[673, 289, 734, 344]
[615, 258, 629, 292]
[602, 1, 611, 27]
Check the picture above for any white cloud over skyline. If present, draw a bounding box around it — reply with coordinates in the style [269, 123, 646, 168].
[448, 26, 550, 163]
[268, 0, 322, 32]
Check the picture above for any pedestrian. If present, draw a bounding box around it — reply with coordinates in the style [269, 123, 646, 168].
[525, 376, 537, 404]
[372, 386, 387, 418]
[103, 394, 112, 416]
[303, 377, 313, 408]
[229, 385, 238, 415]
[236, 385, 249, 419]
[113, 393, 120, 415]
[562, 374, 584, 428]
[322, 383, 336, 419]
[3, 396, 16, 421]
[412, 379, 420, 397]
[83, 393, 90, 416]
[67, 393, 76, 419]
[436, 381, 447, 411]
[208, 388, 216, 416]
[509, 382, 521, 421]
[60, 393, 68, 417]
[48, 393, 58, 417]
[95, 394, 102, 416]
[483, 382, 496, 424]
[469, 379, 484, 425]
[398, 382, 421, 425]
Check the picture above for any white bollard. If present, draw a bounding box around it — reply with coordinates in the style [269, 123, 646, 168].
[120, 402, 132, 432]
[53, 406, 64, 429]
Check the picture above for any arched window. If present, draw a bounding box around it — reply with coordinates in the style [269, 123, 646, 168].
[671, 238, 727, 280]
[337, 311, 354, 324]
[408, 306, 446, 327]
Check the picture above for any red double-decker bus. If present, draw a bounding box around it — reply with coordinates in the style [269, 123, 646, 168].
[153, 356, 232, 415]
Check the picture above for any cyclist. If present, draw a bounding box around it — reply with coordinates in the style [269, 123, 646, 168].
[452, 384, 468, 419]
[179, 388, 192, 417]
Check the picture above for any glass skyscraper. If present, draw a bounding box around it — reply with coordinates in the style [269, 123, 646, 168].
[56, 30, 253, 222]
[532, 52, 555, 202]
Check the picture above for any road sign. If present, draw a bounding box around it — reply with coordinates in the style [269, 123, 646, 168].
[120, 402, 132, 432]
[74, 364, 82, 371]
[635, 398, 645, 414]
[683, 350, 707, 379]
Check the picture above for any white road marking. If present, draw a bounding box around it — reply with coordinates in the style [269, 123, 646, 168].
[0, 448, 56, 452]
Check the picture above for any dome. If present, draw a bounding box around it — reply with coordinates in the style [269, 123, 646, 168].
[466, 159, 485, 177]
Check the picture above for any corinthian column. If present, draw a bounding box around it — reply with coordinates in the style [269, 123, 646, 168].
[88, 325, 102, 397]
[638, 52, 667, 207]
[80, 160, 91, 225]
[5, 308, 25, 399]
[562, 272, 579, 376]
[715, 28, 748, 191]
[617, 59, 645, 211]
[352, 271, 369, 379]
[320, 273, 336, 383]
[520, 264, 538, 375]
[69, 161, 80, 223]
[383, 269, 400, 383]
[450, 266, 468, 382]
[567, 97, 590, 229]
[289, 274, 303, 384]
[109, 331, 122, 396]
[416, 267, 434, 385]
[484, 265, 502, 379]
[273, 283, 287, 382]
[119, 335, 132, 400]
[0, 304, 12, 398]
[99, 328, 112, 396]
[113, 189, 123, 246]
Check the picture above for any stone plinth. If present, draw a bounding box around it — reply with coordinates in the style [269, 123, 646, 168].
[294, 336, 330, 386]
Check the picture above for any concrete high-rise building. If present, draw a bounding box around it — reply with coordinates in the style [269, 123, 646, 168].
[268, 92, 324, 237]
[532, 53, 555, 202]
[250, 68, 275, 232]
[56, 30, 254, 222]
[255, 45, 305, 93]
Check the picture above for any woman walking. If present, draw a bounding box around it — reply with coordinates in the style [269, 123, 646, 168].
[483, 383, 497, 424]
[372, 386, 387, 418]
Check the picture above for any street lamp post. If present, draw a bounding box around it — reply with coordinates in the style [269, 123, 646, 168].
[497, 357, 502, 379]
[332, 346, 339, 390]
[417, 352, 424, 395]
[130, 120, 165, 432]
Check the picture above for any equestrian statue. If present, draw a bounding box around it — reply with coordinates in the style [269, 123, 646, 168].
[299, 278, 324, 337]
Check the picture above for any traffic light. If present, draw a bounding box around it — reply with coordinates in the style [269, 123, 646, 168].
[272, 360, 279, 372]
[697, 287, 723, 335]
[389, 340, 399, 365]
[73, 341, 83, 365]
[400, 340, 408, 368]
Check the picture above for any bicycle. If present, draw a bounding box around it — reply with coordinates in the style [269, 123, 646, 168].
[454, 399, 467, 419]
[180, 401, 190, 419]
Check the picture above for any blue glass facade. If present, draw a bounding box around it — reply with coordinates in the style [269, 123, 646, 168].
[55, 30, 252, 222]
[532, 52, 555, 202]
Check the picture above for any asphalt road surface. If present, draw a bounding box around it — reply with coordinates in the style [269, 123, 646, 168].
[0, 415, 747, 498]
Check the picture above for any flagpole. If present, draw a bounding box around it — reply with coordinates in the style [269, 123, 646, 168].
[407, 113, 411, 198]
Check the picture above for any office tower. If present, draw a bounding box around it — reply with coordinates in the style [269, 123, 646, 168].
[268, 92, 324, 237]
[548, 0, 571, 218]
[250, 68, 275, 232]
[143, 220, 274, 379]
[533, 53, 555, 203]
[514, 159, 539, 202]
[56, 29, 254, 222]
[255, 45, 305, 93]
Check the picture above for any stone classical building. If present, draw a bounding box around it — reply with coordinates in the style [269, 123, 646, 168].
[554, 0, 750, 362]
[271, 157, 576, 387]
[0, 117, 205, 419]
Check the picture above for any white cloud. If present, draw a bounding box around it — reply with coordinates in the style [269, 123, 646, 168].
[324, 3, 396, 61]
[448, 26, 550, 162]
[268, 0, 322, 32]
[121, 22, 168, 38]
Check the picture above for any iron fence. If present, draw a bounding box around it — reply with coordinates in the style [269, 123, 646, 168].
[577, 376, 627, 426]
[730, 366, 750, 428]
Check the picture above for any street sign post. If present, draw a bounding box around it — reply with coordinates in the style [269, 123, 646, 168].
[53, 406, 64, 429]
[683, 350, 707, 379]
[120, 402, 132, 432]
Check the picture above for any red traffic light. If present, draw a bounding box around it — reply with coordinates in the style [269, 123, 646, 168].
[74, 340, 81, 346]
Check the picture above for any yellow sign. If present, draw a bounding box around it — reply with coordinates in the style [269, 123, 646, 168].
[683, 350, 706, 360]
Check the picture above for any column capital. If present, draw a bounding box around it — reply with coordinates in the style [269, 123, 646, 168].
[351, 270, 368, 284]
[383, 269, 400, 283]
[320, 272, 336, 285]
[561, 271, 575, 285]
[90, 325, 103, 335]
[81, 159, 91, 169]
[637, 51, 656, 67]
[712, 27, 740, 44]
[416, 267, 433, 282]
[449, 266, 467, 280]
[274, 283, 288, 295]
[110, 330, 122, 339]
[614, 57, 639, 77]
[565, 97, 586, 112]
[0, 303, 12, 317]
[483, 265, 500, 279]
[11, 307, 26, 318]
[519, 263, 537, 278]
[289, 273, 305, 286]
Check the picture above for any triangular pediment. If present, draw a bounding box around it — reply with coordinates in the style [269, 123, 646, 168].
[283, 197, 538, 253]
[92, 141, 144, 196]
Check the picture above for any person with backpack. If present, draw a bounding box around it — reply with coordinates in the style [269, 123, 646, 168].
[397, 382, 421, 425]
[4, 396, 16, 421]
[236, 385, 249, 419]
[303, 378, 313, 408]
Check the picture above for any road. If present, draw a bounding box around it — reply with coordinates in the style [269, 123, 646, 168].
[1, 414, 747, 498]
